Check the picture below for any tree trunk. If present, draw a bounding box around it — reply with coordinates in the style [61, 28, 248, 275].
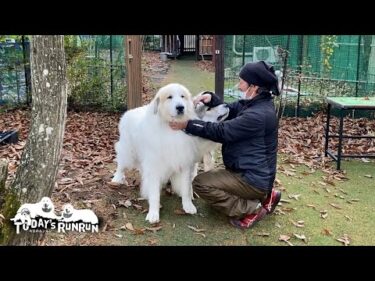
[0, 159, 8, 207]
[0, 35, 67, 245]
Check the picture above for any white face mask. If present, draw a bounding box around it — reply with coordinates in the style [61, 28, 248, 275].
[240, 86, 257, 100]
[240, 87, 250, 99]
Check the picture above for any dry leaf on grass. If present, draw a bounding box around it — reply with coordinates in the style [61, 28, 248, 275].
[322, 228, 333, 236]
[0, 213, 4, 226]
[281, 207, 297, 212]
[288, 194, 301, 201]
[336, 234, 351, 246]
[148, 238, 158, 245]
[339, 188, 348, 195]
[293, 233, 308, 243]
[320, 210, 328, 219]
[256, 232, 270, 237]
[145, 226, 162, 233]
[346, 198, 360, 204]
[290, 219, 305, 228]
[107, 181, 122, 188]
[118, 200, 132, 208]
[306, 204, 317, 210]
[279, 234, 293, 246]
[334, 194, 345, 199]
[125, 222, 134, 231]
[187, 225, 205, 233]
[329, 203, 342, 209]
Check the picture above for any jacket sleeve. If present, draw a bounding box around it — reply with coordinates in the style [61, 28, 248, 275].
[202, 92, 243, 120]
[185, 110, 265, 143]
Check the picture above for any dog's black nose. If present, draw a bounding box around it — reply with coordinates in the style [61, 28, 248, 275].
[176, 105, 184, 114]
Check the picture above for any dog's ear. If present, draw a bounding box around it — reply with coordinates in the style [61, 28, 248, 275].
[153, 97, 160, 115]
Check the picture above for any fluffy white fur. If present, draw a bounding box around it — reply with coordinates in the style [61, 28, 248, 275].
[112, 83, 229, 223]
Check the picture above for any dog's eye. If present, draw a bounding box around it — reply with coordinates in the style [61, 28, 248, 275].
[181, 95, 185, 98]
[167, 96, 172, 99]
[206, 108, 211, 111]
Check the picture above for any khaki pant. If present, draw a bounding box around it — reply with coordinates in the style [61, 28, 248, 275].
[193, 168, 267, 219]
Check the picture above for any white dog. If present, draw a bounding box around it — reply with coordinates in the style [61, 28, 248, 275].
[61, 203, 98, 224]
[11, 196, 59, 225]
[112, 83, 229, 223]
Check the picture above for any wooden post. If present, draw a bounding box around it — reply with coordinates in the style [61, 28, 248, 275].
[126, 35, 142, 109]
[196, 35, 200, 61]
[214, 35, 225, 101]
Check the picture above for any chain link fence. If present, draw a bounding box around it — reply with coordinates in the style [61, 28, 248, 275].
[0, 35, 127, 111]
[224, 35, 375, 117]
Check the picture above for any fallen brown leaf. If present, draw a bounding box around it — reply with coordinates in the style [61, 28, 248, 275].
[145, 226, 162, 233]
[148, 238, 158, 245]
[329, 203, 342, 209]
[306, 204, 317, 210]
[187, 225, 205, 232]
[293, 233, 308, 243]
[107, 181, 121, 188]
[288, 194, 301, 201]
[320, 210, 328, 219]
[256, 232, 270, 237]
[344, 215, 352, 221]
[195, 233, 206, 238]
[322, 228, 333, 236]
[125, 222, 134, 231]
[279, 234, 293, 246]
[290, 219, 305, 228]
[336, 234, 350, 246]
[339, 188, 348, 195]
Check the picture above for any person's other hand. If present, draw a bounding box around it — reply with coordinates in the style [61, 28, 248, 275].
[193, 93, 212, 105]
[169, 120, 188, 130]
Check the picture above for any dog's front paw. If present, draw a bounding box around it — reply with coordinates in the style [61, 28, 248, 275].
[111, 174, 127, 185]
[182, 200, 197, 214]
[145, 210, 160, 224]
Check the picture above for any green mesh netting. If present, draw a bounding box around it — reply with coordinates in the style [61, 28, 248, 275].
[0, 35, 127, 111]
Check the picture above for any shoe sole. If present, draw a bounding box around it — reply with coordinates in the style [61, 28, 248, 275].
[267, 191, 281, 214]
[229, 209, 267, 229]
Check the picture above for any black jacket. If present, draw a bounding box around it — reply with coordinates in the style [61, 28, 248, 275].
[186, 91, 278, 192]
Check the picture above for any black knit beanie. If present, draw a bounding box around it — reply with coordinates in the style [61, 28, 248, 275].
[239, 61, 280, 96]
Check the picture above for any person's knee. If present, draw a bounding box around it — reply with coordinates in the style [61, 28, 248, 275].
[192, 173, 206, 193]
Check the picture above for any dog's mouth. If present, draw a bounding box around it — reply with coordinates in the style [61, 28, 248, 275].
[63, 212, 72, 218]
[42, 206, 52, 213]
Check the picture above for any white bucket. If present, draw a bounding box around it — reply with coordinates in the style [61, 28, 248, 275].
[160, 52, 168, 61]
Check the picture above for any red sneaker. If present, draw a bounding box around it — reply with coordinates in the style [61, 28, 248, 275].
[262, 189, 281, 214]
[229, 208, 267, 229]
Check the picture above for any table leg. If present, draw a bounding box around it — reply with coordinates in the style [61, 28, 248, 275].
[324, 103, 331, 157]
[337, 109, 344, 170]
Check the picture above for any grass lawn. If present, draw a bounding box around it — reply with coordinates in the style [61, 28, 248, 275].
[100, 157, 374, 246]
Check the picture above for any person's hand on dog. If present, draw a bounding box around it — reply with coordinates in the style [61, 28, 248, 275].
[169, 120, 188, 130]
[194, 93, 212, 106]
